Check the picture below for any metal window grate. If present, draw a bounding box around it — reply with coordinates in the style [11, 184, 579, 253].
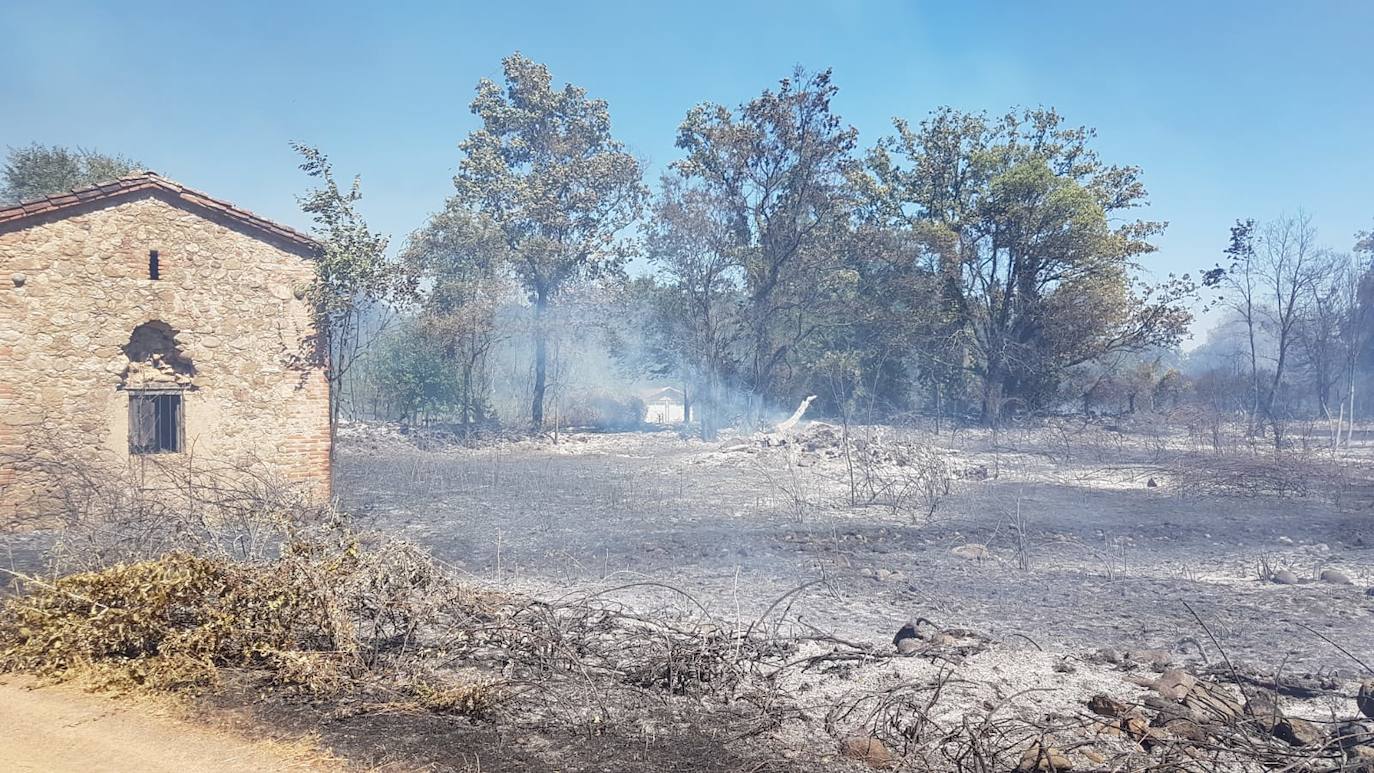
[129, 391, 182, 454]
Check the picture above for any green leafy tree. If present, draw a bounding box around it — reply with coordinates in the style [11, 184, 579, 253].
[365, 321, 463, 424]
[403, 209, 513, 425]
[443, 53, 647, 430]
[672, 68, 860, 420]
[1, 143, 140, 203]
[863, 108, 1192, 423]
[640, 177, 745, 438]
[293, 144, 415, 450]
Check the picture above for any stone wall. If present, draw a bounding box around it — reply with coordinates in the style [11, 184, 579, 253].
[0, 191, 330, 521]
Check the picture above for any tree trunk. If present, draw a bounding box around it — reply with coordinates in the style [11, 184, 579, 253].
[531, 290, 548, 431]
[933, 381, 942, 436]
[700, 372, 719, 441]
[981, 358, 1005, 427]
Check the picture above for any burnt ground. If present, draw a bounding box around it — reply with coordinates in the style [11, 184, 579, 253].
[3, 420, 1372, 771]
[193, 670, 790, 773]
[337, 422, 1374, 676]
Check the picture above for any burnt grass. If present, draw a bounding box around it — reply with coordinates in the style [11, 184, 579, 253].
[196, 670, 795, 773]
[4, 423, 1371, 771]
[337, 427, 1374, 675]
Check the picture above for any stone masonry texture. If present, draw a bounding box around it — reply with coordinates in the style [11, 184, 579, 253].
[0, 189, 330, 520]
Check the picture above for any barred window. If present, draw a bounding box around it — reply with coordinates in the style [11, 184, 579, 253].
[129, 391, 183, 454]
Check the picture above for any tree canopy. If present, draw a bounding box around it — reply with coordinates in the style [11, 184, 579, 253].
[859, 107, 1193, 421]
[441, 53, 647, 429]
[1, 143, 140, 204]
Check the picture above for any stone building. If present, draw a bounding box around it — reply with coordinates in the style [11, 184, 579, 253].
[0, 172, 331, 520]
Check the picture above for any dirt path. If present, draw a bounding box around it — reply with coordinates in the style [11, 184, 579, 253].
[0, 677, 336, 773]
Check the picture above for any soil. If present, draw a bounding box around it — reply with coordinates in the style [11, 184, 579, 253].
[0, 675, 333, 772]
[337, 422, 1374, 674]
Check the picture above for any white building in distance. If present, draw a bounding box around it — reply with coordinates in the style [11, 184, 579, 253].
[642, 386, 686, 424]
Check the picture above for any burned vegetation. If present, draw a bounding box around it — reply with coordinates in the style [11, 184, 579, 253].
[2, 44, 1374, 773]
[3, 430, 1374, 772]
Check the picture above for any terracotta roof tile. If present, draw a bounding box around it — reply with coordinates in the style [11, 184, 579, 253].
[0, 171, 321, 255]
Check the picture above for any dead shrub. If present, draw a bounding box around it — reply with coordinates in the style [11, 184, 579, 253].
[4, 443, 333, 571]
[851, 432, 955, 522]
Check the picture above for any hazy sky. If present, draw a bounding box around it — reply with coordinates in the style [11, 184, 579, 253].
[3, 1, 1371, 339]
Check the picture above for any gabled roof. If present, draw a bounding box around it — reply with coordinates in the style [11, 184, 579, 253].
[0, 171, 321, 256]
[643, 386, 685, 403]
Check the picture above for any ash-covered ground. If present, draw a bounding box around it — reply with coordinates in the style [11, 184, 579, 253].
[3, 419, 1371, 770]
[337, 420, 1374, 676]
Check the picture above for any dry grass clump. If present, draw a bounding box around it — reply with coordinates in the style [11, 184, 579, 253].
[410, 678, 508, 718]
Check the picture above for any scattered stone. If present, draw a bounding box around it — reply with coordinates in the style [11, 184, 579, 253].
[1272, 569, 1301, 585]
[1184, 680, 1241, 721]
[1081, 748, 1105, 765]
[1152, 668, 1198, 701]
[892, 622, 920, 647]
[895, 637, 921, 656]
[839, 735, 894, 769]
[1339, 721, 1374, 768]
[1146, 477, 1159, 488]
[1274, 716, 1324, 748]
[1152, 714, 1207, 743]
[1243, 693, 1283, 733]
[1091, 720, 1122, 738]
[1366, 586, 1374, 598]
[1087, 694, 1130, 718]
[1122, 648, 1171, 666]
[950, 543, 990, 561]
[1115, 713, 1159, 752]
[1320, 568, 1354, 585]
[1120, 713, 1151, 741]
[1359, 680, 1374, 719]
[1142, 694, 1196, 721]
[1015, 741, 1072, 771]
[928, 632, 957, 647]
[1090, 647, 1120, 664]
[1277, 535, 1295, 545]
[1337, 720, 1374, 752]
[10, 272, 25, 287]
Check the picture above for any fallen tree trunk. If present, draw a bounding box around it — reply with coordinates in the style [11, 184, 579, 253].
[774, 395, 817, 435]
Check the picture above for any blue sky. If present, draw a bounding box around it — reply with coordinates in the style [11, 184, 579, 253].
[3, 1, 1371, 339]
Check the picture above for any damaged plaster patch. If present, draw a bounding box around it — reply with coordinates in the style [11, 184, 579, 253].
[121, 320, 195, 389]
